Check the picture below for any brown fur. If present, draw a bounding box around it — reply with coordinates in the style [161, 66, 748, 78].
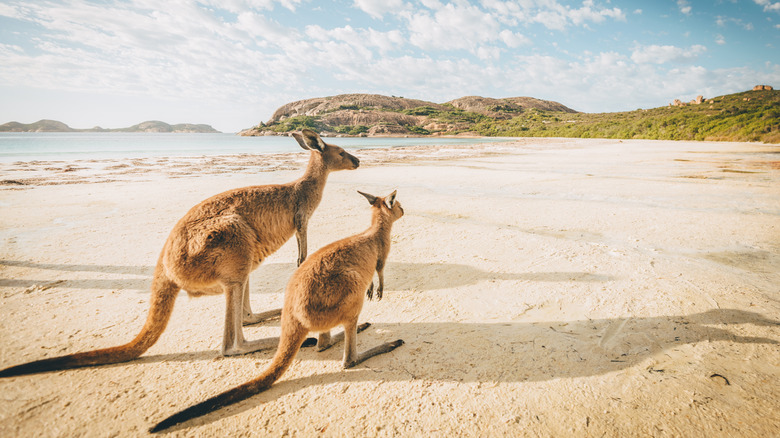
[0, 130, 359, 378]
[150, 190, 404, 433]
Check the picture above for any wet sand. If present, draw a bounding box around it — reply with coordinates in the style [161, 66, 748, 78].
[1, 138, 778, 437]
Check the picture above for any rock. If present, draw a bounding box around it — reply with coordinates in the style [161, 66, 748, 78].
[447, 96, 577, 116]
[320, 110, 419, 128]
[267, 94, 447, 124]
[753, 85, 773, 91]
[423, 122, 451, 132]
[367, 124, 410, 136]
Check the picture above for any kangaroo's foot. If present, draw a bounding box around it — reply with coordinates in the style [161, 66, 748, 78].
[222, 336, 280, 356]
[317, 323, 371, 352]
[344, 339, 404, 369]
[242, 308, 282, 326]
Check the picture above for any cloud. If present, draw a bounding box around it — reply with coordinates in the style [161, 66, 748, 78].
[754, 0, 780, 12]
[402, 3, 504, 52]
[493, 53, 780, 114]
[0, 1, 309, 105]
[499, 29, 530, 48]
[236, 11, 300, 43]
[677, 0, 692, 15]
[353, 0, 404, 19]
[567, 0, 625, 26]
[716, 15, 755, 30]
[198, 0, 293, 13]
[716, 34, 726, 45]
[532, 9, 569, 31]
[305, 24, 404, 56]
[0, 0, 777, 131]
[525, 0, 625, 30]
[630, 44, 707, 65]
[442, 0, 626, 31]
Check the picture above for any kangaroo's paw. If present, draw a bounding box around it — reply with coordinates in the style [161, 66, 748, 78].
[243, 308, 282, 326]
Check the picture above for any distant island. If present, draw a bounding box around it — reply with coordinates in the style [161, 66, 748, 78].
[0, 120, 221, 133]
[240, 87, 778, 144]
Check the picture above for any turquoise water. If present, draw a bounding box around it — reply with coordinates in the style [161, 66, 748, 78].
[0, 133, 514, 162]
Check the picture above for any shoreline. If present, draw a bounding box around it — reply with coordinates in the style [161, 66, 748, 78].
[0, 133, 519, 170]
[4, 137, 777, 187]
[0, 138, 546, 186]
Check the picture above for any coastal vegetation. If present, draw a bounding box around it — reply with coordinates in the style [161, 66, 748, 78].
[243, 89, 779, 144]
[473, 90, 779, 143]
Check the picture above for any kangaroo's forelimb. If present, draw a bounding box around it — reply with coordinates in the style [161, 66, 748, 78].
[294, 213, 308, 267]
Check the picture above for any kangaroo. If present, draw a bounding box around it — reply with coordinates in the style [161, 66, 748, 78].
[0, 129, 360, 378]
[150, 190, 405, 433]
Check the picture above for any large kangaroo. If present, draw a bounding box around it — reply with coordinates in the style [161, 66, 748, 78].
[150, 190, 405, 433]
[0, 129, 359, 378]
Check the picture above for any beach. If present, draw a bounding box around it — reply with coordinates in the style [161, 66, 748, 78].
[0, 137, 778, 437]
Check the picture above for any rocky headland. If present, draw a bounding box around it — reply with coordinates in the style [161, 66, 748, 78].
[238, 93, 577, 137]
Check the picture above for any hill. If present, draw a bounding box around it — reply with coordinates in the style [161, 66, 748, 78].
[0, 120, 220, 133]
[240, 89, 778, 143]
[240, 93, 576, 137]
[473, 88, 779, 144]
[0, 119, 76, 132]
[115, 121, 220, 133]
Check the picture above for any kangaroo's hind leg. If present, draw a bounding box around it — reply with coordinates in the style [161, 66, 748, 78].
[315, 323, 372, 352]
[341, 319, 403, 369]
[241, 281, 282, 326]
[223, 280, 280, 356]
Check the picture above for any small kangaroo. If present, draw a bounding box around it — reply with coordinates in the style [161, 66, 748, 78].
[0, 129, 359, 378]
[150, 190, 405, 433]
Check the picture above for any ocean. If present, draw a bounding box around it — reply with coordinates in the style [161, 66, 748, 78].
[0, 133, 514, 163]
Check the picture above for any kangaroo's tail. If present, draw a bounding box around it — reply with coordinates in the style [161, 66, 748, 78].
[0, 264, 179, 378]
[149, 317, 309, 433]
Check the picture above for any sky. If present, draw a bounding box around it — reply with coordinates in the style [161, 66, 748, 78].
[0, 0, 778, 133]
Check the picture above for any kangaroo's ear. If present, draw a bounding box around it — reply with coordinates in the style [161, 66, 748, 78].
[295, 129, 326, 152]
[385, 190, 397, 208]
[358, 190, 378, 205]
[291, 132, 309, 151]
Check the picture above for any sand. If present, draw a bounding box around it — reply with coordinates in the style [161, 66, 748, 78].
[0, 138, 778, 437]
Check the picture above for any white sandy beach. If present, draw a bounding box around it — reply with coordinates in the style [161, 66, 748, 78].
[0, 137, 778, 437]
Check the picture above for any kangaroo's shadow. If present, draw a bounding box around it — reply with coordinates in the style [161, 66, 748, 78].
[0, 260, 152, 275]
[389, 261, 616, 290]
[154, 308, 778, 432]
[0, 260, 613, 294]
[0, 260, 154, 291]
[253, 261, 616, 295]
[0, 260, 298, 294]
